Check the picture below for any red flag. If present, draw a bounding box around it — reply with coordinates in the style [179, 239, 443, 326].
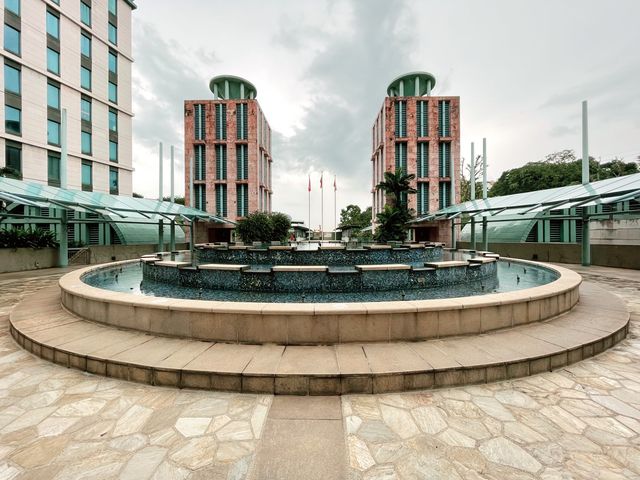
[308, 175, 311, 192]
[320, 173, 323, 189]
[334, 176, 337, 191]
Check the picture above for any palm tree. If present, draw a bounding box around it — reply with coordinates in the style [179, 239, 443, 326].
[375, 168, 416, 208]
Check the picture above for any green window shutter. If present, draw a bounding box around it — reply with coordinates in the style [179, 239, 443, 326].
[418, 142, 428, 177]
[195, 145, 206, 180]
[194, 104, 205, 140]
[439, 182, 450, 209]
[236, 103, 248, 140]
[438, 142, 450, 177]
[394, 100, 406, 137]
[215, 103, 227, 140]
[417, 182, 429, 215]
[236, 145, 249, 180]
[417, 101, 428, 137]
[216, 145, 227, 180]
[438, 100, 450, 137]
[395, 143, 407, 172]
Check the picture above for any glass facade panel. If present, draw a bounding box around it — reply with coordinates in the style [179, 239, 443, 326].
[108, 82, 117, 103]
[81, 66, 91, 90]
[48, 153, 61, 187]
[108, 23, 117, 45]
[46, 11, 59, 39]
[81, 161, 92, 190]
[5, 0, 20, 16]
[47, 83, 60, 110]
[109, 141, 118, 162]
[108, 51, 117, 74]
[109, 110, 117, 132]
[81, 98, 91, 121]
[5, 145, 21, 177]
[47, 120, 60, 145]
[47, 48, 60, 74]
[81, 131, 92, 155]
[108, 0, 117, 15]
[5, 105, 20, 135]
[80, 2, 91, 26]
[81, 33, 91, 58]
[4, 24, 20, 55]
[109, 168, 118, 194]
[4, 64, 20, 94]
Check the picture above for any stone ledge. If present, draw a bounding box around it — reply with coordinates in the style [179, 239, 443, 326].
[272, 266, 329, 272]
[355, 264, 411, 271]
[9, 282, 628, 395]
[198, 263, 249, 271]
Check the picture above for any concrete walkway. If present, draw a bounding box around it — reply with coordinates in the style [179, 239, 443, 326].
[0, 264, 638, 478]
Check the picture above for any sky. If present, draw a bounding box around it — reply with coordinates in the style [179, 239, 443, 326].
[131, 0, 640, 229]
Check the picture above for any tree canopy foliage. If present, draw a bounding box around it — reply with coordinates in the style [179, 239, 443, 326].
[339, 205, 372, 228]
[489, 150, 639, 197]
[236, 211, 292, 243]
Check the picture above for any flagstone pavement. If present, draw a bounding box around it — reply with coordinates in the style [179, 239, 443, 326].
[0, 263, 638, 479]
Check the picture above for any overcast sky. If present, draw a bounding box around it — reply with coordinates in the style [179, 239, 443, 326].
[131, 0, 640, 229]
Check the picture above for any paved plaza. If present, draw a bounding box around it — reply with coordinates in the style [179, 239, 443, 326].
[0, 264, 638, 479]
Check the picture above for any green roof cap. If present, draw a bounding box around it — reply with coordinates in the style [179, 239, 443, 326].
[209, 75, 257, 100]
[387, 72, 436, 97]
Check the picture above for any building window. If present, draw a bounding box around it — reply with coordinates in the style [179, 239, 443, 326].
[236, 184, 249, 217]
[109, 167, 118, 194]
[47, 119, 60, 145]
[5, 105, 20, 135]
[215, 103, 226, 140]
[439, 182, 450, 209]
[194, 144, 205, 180]
[395, 142, 407, 172]
[80, 1, 91, 27]
[108, 22, 117, 45]
[438, 100, 450, 137]
[81, 161, 92, 191]
[109, 109, 117, 132]
[5, 144, 21, 178]
[81, 97, 91, 122]
[109, 141, 117, 162]
[108, 82, 117, 103]
[215, 184, 227, 217]
[215, 145, 227, 180]
[47, 83, 60, 110]
[81, 33, 91, 58]
[48, 153, 60, 187]
[46, 11, 59, 39]
[236, 144, 248, 180]
[47, 48, 60, 75]
[81, 66, 91, 90]
[108, 51, 117, 74]
[236, 103, 247, 140]
[417, 182, 429, 215]
[4, 24, 20, 55]
[194, 184, 206, 211]
[417, 142, 428, 178]
[417, 100, 428, 137]
[5, 0, 19, 16]
[108, 0, 117, 15]
[4, 63, 20, 94]
[394, 100, 406, 137]
[438, 142, 451, 177]
[81, 131, 92, 155]
[194, 104, 205, 140]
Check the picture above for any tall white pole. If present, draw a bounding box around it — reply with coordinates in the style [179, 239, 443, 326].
[482, 138, 487, 200]
[334, 176, 337, 239]
[170, 145, 175, 202]
[582, 101, 589, 185]
[321, 172, 324, 242]
[169, 145, 176, 256]
[470, 142, 475, 201]
[158, 142, 163, 201]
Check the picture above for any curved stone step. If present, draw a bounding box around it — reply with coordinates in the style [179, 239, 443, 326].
[9, 283, 629, 395]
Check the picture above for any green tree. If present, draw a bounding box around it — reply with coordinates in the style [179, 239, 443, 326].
[0, 166, 21, 179]
[339, 205, 372, 228]
[374, 169, 416, 242]
[489, 150, 639, 197]
[236, 211, 291, 243]
[163, 196, 185, 205]
[459, 155, 483, 202]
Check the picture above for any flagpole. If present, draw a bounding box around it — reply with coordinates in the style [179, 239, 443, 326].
[308, 175, 311, 242]
[334, 176, 337, 241]
[320, 172, 324, 243]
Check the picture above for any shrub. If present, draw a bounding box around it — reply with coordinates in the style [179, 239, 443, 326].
[236, 212, 292, 244]
[0, 228, 58, 249]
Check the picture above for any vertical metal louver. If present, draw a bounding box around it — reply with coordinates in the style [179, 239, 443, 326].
[216, 184, 227, 217]
[417, 182, 429, 215]
[236, 103, 248, 140]
[236, 145, 248, 180]
[438, 100, 450, 137]
[395, 142, 407, 172]
[215, 103, 227, 140]
[195, 145, 206, 181]
[194, 104, 205, 140]
[216, 145, 227, 180]
[236, 184, 249, 217]
[417, 100, 428, 137]
[439, 182, 450, 209]
[438, 142, 451, 177]
[417, 142, 428, 178]
[394, 100, 406, 137]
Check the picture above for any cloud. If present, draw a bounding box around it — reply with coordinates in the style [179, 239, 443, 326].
[549, 125, 578, 137]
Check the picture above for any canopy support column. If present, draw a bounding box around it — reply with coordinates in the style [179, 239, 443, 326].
[190, 219, 196, 267]
[581, 211, 591, 266]
[482, 217, 488, 251]
[450, 220, 457, 249]
[470, 218, 476, 250]
[58, 210, 68, 267]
